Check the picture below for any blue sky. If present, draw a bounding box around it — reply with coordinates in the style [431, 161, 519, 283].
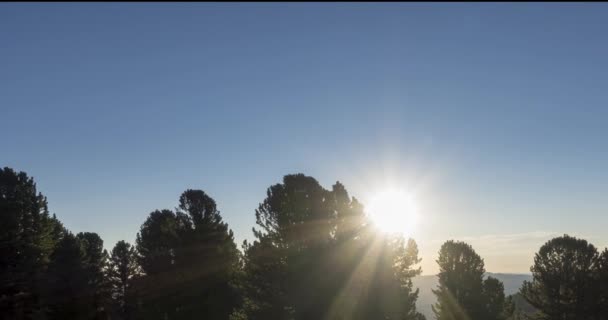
[2, 3, 608, 274]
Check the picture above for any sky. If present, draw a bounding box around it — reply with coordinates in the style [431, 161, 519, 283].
[2, 3, 608, 275]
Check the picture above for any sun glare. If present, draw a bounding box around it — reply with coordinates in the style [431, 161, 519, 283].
[366, 188, 418, 236]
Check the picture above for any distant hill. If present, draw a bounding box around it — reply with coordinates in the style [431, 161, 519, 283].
[412, 273, 533, 319]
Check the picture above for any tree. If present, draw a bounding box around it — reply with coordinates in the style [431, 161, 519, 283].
[597, 249, 608, 316]
[520, 234, 600, 320]
[432, 241, 485, 320]
[235, 174, 334, 320]
[482, 276, 508, 320]
[173, 189, 241, 319]
[77, 232, 112, 319]
[134, 209, 188, 319]
[0, 167, 64, 319]
[45, 231, 110, 320]
[502, 294, 532, 320]
[352, 236, 426, 320]
[233, 236, 289, 320]
[236, 174, 425, 320]
[46, 232, 91, 319]
[432, 241, 509, 320]
[136, 209, 185, 275]
[134, 189, 241, 320]
[108, 240, 139, 319]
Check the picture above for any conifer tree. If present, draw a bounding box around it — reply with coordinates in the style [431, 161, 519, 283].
[0, 167, 64, 318]
[520, 235, 600, 320]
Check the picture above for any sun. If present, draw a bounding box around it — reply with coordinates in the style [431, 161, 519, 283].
[365, 188, 418, 236]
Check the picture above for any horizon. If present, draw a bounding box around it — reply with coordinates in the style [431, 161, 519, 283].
[4, 3, 608, 276]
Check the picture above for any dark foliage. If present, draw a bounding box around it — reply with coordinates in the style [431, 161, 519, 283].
[108, 240, 139, 319]
[5, 167, 608, 320]
[0, 167, 64, 319]
[235, 174, 425, 320]
[133, 189, 240, 319]
[432, 241, 511, 320]
[520, 234, 601, 320]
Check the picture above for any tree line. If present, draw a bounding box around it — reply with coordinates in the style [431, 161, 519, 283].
[1, 166, 606, 320]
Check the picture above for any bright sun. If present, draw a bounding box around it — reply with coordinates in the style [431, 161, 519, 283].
[366, 188, 418, 236]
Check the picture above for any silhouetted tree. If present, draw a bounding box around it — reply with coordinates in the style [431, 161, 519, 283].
[134, 189, 240, 320]
[108, 240, 139, 319]
[236, 174, 333, 320]
[597, 249, 608, 317]
[520, 234, 600, 320]
[77, 232, 112, 319]
[432, 241, 509, 320]
[352, 236, 426, 320]
[136, 209, 184, 274]
[46, 232, 92, 319]
[173, 189, 241, 319]
[236, 174, 425, 320]
[0, 167, 64, 319]
[433, 241, 484, 320]
[45, 231, 110, 319]
[134, 209, 188, 319]
[483, 276, 508, 320]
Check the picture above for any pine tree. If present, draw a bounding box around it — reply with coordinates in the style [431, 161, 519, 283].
[134, 209, 187, 319]
[236, 174, 425, 320]
[134, 189, 241, 320]
[432, 241, 509, 320]
[520, 234, 600, 320]
[483, 276, 508, 320]
[77, 232, 112, 319]
[108, 240, 139, 319]
[46, 233, 91, 319]
[597, 249, 608, 317]
[0, 167, 64, 319]
[173, 189, 241, 319]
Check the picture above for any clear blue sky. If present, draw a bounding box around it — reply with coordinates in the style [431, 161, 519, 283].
[3, 3, 608, 274]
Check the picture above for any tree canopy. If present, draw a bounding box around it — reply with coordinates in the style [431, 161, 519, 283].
[108, 240, 139, 319]
[4, 166, 608, 320]
[0, 167, 64, 318]
[520, 234, 601, 320]
[134, 189, 241, 319]
[236, 174, 425, 320]
[432, 241, 511, 320]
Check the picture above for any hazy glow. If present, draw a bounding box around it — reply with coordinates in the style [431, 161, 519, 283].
[366, 188, 418, 236]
